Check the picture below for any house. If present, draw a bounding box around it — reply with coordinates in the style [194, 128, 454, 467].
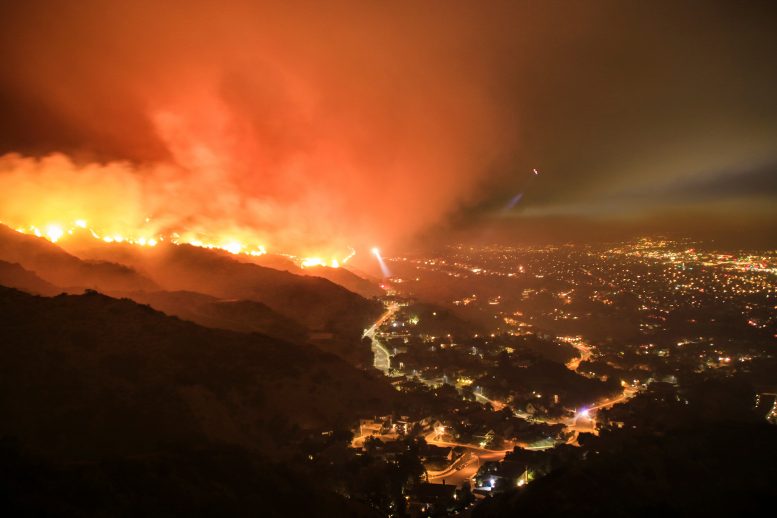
[357, 418, 384, 436]
[475, 460, 528, 492]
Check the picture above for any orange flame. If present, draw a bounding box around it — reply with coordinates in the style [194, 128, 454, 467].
[9, 218, 358, 268]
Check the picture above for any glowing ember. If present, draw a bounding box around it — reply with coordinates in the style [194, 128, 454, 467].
[223, 242, 243, 255]
[45, 224, 64, 243]
[297, 251, 357, 269]
[301, 257, 324, 268]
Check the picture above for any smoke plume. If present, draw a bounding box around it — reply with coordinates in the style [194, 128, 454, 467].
[0, 1, 524, 257]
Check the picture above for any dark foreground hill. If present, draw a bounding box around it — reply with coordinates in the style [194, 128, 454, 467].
[0, 441, 373, 518]
[0, 286, 396, 462]
[0, 286, 401, 515]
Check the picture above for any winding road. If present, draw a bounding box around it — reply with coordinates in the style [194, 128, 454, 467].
[363, 302, 399, 373]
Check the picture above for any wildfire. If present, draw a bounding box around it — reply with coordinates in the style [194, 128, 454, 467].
[300, 257, 326, 268]
[297, 246, 355, 269]
[18, 221, 166, 249]
[9, 218, 357, 269]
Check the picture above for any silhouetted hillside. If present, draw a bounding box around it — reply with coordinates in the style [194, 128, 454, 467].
[304, 265, 384, 298]
[60, 236, 380, 338]
[244, 254, 382, 298]
[0, 286, 397, 463]
[143, 246, 383, 332]
[0, 225, 158, 292]
[249, 253, 302, 272]
[120, 290, 308, 343]
[24, 229, 381, 365]
[0, 260, 61, 296]
[63, 235, 383, 300]
[148, 245, 381, 356]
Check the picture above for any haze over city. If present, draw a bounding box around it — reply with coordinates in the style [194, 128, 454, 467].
[1, 1, 775, 516]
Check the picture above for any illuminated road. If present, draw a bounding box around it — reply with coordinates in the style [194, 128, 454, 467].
[563, 339, 593, 371]
[559, 385, 639, 438]
[588, 386, 637, 411]
[427, 387, 638, 487]
[474, 391, 506, 411]
[425, 430, 514, 454]
[364, 302, 399, 373]
[427, 449, 505, 489]
[360, 300, 639, 488]
[425, 430, 512, 489]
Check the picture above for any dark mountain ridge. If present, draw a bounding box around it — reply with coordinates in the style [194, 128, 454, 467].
[0, 286, 396, 463]
[117, 289, 308, 343]
[0, 226, 382, 366]
[0, 259, 61, 296]
[55, 232, 381, 334]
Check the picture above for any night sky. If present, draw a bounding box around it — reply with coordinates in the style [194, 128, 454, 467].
[1, 1, 775, 252]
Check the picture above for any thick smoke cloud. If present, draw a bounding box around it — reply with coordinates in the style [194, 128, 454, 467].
[0, 1, 523, 256]
[2, 1, 776, 253]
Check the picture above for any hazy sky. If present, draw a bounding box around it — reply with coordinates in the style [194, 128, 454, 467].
[1, 1, 775, 251]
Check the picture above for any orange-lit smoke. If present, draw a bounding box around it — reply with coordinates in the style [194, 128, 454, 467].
[0, 1, 525, 259]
